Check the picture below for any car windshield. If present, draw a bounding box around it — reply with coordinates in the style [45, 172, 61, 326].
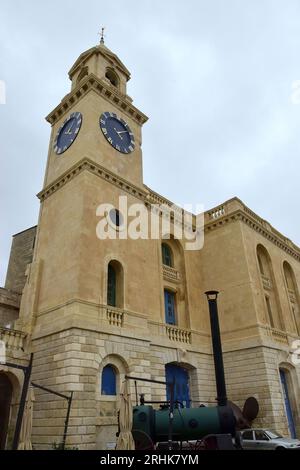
[265, 430, 283, 439]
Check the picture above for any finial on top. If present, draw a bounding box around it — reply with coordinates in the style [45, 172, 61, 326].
[99, 27, 105, 45]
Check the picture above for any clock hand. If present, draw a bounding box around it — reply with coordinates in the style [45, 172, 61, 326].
[114, 127, 124, 140]
[65, 122, 74, 135]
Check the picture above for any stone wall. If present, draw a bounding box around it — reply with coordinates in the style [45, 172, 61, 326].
[224, 346, 300, 437]
[5, 226, 37, 294]
[0, 288, 21, 326]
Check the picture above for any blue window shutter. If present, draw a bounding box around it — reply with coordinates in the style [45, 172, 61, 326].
[280, 370, 296, 438]
[101, 365, 116, 395]
[164, 290, 176, 325]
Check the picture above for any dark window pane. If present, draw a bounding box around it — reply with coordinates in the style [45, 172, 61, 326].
[162, 243, 172, 267]
[107, 264, 116, 306]
[242, 431, 253, 440]
[101, 365, 116, 395]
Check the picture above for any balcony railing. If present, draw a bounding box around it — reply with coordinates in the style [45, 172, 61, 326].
[106, 307, 123, 327]
[0, 327, 27, 352]
[165, 324, 191, 344]
[163, 265, 181, 283]
[262, 325, 288, 344]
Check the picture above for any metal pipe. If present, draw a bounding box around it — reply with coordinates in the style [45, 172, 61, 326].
[62, 391, 73, 450]
[205, 291, 227, 406]
[31, 382, 70, 400]
[12, 353, 33, 450]
[125, 375, 167, 385]
[134, 380, 138, 406]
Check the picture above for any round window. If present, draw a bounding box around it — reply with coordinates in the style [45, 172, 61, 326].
[108, 208, 123, 228]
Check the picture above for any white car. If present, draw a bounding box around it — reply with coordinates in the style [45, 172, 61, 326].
[241, 429, 300, 450]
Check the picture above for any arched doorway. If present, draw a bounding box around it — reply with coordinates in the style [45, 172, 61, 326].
[165, 364, 190, 408]
[0, 373, 13, 449]
[279, 369, 296, 438]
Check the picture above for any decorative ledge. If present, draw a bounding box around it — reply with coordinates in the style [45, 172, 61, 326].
[37, 158, 149, 202]
[46, 73, 148, 127]
[165, 325, 191, 344]
[262, 325, 288, 344]
[204, 198, 300, 262]
[162, 265, 181, 283]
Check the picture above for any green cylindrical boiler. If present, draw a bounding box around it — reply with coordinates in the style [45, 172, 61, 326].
[132, 405, 236, 443]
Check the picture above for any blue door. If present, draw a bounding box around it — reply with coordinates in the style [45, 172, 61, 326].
[280, 369, 296, 438]
[165, 364, 190, 408]
[164, 290, 176, 325]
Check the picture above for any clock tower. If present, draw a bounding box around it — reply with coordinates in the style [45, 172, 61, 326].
[17, 39, 154, 449]
[43, 39, 148, 190]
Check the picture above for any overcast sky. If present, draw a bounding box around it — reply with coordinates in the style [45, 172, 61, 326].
[1, 0, 300, 285]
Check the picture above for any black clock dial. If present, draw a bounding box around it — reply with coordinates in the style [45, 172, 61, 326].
[99, 112, 135, 154]
[54, 112, 82, 155]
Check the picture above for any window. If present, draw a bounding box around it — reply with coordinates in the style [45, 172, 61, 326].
[107, 260, 124, 308]
[105, 68, 119, 88]
[162, 243, 173, 267]
[255, 430, 268, 441]
[257, 253, 265, 275]
[109, 208, 123, 228]
[242, 430, 254, 440]
[283, 262, 300, 335]
[265, 296, 274, 328]
[107, 264, 117, 307]
[280, 369, 297, 438]
[101, 365, 117, 395]
[164, 290, 176, 325]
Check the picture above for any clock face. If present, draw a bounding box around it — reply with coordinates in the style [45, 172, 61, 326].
[54, 112, 82, 155]
[99, 112, 135, 154]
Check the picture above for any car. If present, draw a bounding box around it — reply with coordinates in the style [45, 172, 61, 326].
[241, 429, 300, 450]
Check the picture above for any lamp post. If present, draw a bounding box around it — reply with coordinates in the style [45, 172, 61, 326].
[205, 291, 227, 407]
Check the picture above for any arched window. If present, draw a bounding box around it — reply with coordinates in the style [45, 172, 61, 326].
[107, 264, 116, 307]
[107, 260, 124, 308]
[162, 243, 173, 267]
[105, 68, 119, 88]
[256, 245, 283, 329]
[165, 364, 190, 408]
[279, 369, 296, 438]
[257, 245, 270, 277]
[101, 365, 117, 395]
[283, 262, 300, 335]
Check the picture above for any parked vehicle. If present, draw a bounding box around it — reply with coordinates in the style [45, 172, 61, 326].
[241, 429, 300, 450]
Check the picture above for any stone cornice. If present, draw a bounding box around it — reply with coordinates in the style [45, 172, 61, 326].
[37, 157, 149, 202]
[205, 198, 300, 262]
[37, 160, 300, 260]
[45, 73, 148, 127]
[36, 158, 194, 231]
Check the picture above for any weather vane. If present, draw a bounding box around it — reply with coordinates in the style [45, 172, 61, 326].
[99, 27, 105, 44]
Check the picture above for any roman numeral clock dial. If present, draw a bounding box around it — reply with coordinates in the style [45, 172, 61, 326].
[99, 112, 135, 154]
[54, 112, 82, 155]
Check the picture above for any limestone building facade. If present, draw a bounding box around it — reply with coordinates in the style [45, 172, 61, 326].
[1, 40, 300, 450]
